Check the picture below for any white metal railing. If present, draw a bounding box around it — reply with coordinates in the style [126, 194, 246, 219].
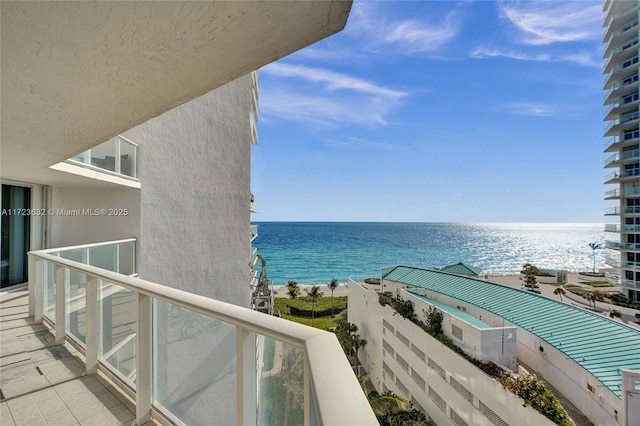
[67, 135, 138, 179]
[27, 241, 375, 426]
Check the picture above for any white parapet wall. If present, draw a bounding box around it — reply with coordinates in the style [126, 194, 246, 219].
[348, 279, 554, 426]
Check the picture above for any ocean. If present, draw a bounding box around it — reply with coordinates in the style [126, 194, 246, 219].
[251, 222, 609, 286]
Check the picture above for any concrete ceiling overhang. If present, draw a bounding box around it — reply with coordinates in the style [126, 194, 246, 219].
[1, 0, 352, 184]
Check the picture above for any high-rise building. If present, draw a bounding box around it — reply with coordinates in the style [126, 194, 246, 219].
[603, 0, 640, 302]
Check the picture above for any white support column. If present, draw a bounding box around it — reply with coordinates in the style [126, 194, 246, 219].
[54, 265, 67, 345]
[34, 258, 44, 323]
[136, 293, 152, 426]
[28, 255, 36, 317]
[85, 277, 99, 374]
[236, 327, 257, 426]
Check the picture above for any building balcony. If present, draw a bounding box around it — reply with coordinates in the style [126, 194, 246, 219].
[604, 37, 640, 75]
[605, 240, 640, 251]
[604, 1, 640, 40]
[605, 205, 640, 215]
[620, 278, 640, 289]
[604, 109, 640, 136]
[604, 129, 640, 151]
[604, 168, 640, 184]
[605, 223, 640, 232]
[14, 240, 375, 426]
[606, 255, 621, 267]
[605, 186, 640, 199]
[604, 56, 639, 90]
[603, 17, 639, 57]
[250, 224, 258, 242]
[604, 91, 640, 120]
[604, 73, 639, 105]
[604, 148, 640, 167]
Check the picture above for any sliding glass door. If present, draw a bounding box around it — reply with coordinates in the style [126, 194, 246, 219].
[1, 184, 31, 288]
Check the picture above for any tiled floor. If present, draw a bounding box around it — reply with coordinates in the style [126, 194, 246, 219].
[0, 287, 137, 426]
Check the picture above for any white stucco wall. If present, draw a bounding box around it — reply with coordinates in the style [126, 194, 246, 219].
[131, 75, 254, 425]
[348, 280, 553, 426]
[48, 186, 139, 248]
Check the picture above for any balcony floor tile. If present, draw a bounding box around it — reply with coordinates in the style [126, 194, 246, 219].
[0, 289, 141, 426]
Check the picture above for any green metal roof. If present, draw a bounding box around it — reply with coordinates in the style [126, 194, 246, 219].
[383, 265, 640, 399]
[407, 289, 492, 329]
[440, 262, 483, 276]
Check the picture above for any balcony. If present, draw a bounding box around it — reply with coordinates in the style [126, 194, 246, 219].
[604, 56, 639, 90]
[605, 148, 640, 167]
[604, 17, 639, 57]
[604, 168, 640, 183]
[250, 224, 258, 241]
[604, 91, 640, 119]
[605, 205, 640, 215]
[607, 223, 640, 232]
[604, 1, 640, 39]
[620, 278, 640, 289]
[65, 136, 138, 180]
[604, 73, 639, 105]
[605, 240, 640, 251]
[19, 240, 375, 425]
[606, 255, 621, 267]
[604, 129, 640, 151]
[605, 186, 640, 199]
[604, 109, 640, 135]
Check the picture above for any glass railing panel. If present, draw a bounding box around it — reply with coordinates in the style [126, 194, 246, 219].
[88, 244, 119, 272]
[89, 136, 117, 173]
[259, 338, 305, 426]
[153, 300, 237, 425]
[64, 249, 87, 345]
[99, 281, 137, 385]
[119, 138, 137, 178]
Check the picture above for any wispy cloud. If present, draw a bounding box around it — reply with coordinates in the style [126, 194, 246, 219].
[470, 46, 600, 67]
[503, 102, 555, 117]
[470, 46, 551, 62]
[347, 2, 462, 55]
[260, 63, 408, 128]
[324, 136, 407, 152]
[499, 1, 602, 45]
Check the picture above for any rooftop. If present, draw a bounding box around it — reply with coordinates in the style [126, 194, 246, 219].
[383, 265, 640, 398]
[406, 289, 492, 329]
[440, 262, 483, 277]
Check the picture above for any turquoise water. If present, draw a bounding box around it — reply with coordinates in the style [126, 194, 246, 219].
[252, 222, 608, 286]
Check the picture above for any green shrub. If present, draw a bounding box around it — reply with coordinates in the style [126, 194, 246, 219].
[364, 277, 381, 285]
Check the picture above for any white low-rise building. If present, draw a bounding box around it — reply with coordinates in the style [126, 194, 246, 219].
[349, 265, 640, 426]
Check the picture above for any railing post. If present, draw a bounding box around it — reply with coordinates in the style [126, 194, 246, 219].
[54, 265, 67, 345]
[34, 259, 44, 323]
[136, 293, 152, 426]
[28, 255, 36, 317]
[236, 327, 257, 426]
[85, 277, 99, 374]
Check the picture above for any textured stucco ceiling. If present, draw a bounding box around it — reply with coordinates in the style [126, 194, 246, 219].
[1, 1, 351, 184]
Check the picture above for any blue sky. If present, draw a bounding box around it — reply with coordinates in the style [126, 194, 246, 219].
[251, 0, 607, 223]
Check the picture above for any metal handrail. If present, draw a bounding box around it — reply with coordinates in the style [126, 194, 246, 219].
[27, 245, 376, 426]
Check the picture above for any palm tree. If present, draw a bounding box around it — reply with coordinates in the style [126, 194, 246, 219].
[583, 292, 595, 310]
[368, 392, 411, 417]
[553, 287, 566, 301]
[351, 335, 367, 376]
[306, 285, 321, 326]
[521, 263, 538, 291]
[286, 280, 300, 299]
[328, 278, 339, 315]
[588, 242, 603, 273]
